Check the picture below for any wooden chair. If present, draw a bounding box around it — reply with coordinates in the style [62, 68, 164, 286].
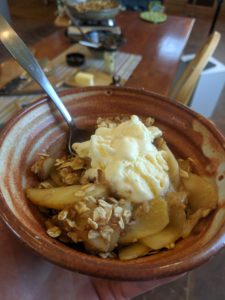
[169, 31, 221, 106]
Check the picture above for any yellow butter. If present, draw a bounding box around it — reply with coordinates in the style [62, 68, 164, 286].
[74, 71, 95, 86]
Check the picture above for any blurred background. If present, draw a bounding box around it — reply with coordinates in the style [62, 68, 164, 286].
[2, 0, 224, 131]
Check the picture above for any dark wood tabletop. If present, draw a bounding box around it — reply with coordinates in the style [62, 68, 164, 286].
[118, 12, 194, 94]
[34, 11, 194, 96]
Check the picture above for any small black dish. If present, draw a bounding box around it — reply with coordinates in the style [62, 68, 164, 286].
[66, 52, 85, 67]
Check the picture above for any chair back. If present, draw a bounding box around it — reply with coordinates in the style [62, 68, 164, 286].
[170, 31, 221, 106]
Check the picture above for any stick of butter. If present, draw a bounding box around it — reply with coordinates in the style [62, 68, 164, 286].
[74, 71, 95, 86]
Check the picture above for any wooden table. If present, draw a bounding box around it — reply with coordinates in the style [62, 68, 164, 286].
[0, 11, 194, 128]
[34, 11, 194, 96]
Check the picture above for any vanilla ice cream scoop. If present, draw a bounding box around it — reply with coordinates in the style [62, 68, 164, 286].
[73, 116, 170, 203]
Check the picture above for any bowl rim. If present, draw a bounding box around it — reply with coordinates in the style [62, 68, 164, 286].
[0, 86, 225, 281]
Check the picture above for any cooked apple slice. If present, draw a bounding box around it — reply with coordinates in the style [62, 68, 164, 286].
[182, 208, 210, 238]
[160, 141, 180, 189]
[119, 242, 150, 260]
[31, 156, 55, 180]
[165, 191, 188, 205]
[26, 184, 109, 210]
[141, 200, 186, 250]
[178, 159, 192, 173]
[182, 173, 218, 213]
[119, 198, 169, 244]
[49, 168, 64, 186]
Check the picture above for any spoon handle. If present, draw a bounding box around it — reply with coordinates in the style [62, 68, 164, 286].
[0, 15, 73, 127]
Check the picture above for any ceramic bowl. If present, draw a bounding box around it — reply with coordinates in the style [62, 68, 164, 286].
[0, 87, 224, 281]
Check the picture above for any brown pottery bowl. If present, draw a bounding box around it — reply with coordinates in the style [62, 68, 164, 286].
[0, 87, 225, 281]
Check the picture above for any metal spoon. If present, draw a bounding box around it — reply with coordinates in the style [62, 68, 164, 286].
[0, 14, 89, 154]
